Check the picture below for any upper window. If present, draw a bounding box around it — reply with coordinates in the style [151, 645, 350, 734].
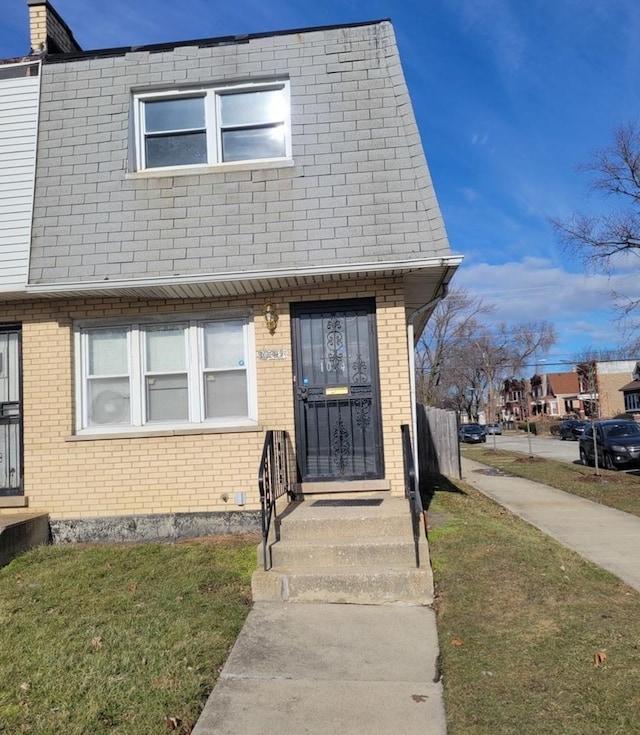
[134, 81, 291, 171]
[76, 315, 256, 432]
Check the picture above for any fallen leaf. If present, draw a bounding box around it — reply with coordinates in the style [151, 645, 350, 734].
[165, 715, 182, 730]
[176, 595, 184, 602]
[451, 638, 464, 647]
[594, 650, 608, 667]
[92, 636, 103, 649]
[411, 694, 427, 703]
[127, 583, 138, 593]
[19, 682, 30, 692]
[98, 711, 114, 726]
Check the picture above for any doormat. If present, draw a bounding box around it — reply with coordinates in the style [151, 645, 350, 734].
[310, 499, 383, 507]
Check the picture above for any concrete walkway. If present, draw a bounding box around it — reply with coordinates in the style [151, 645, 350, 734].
[193, 455, 640, 734]
[462, 457, 640, 592]
[192, 602, 446, 735]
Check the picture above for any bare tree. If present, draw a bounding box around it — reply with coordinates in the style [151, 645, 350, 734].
[552, 121, 640, 315]
[571, 345, 633, 363]
[470, 320, 557, 421]
[415, 288, 493, 406]
[417, 288, 557, 420]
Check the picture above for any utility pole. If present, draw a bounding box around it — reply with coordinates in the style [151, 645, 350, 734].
[588, 361, 600, 476]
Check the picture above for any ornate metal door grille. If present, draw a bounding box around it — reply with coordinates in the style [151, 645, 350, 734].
[291, 299, 383, 482]
[0, 327, 22, 496]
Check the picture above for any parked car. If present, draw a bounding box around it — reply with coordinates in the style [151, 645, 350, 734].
[578, 420, 640, 470]
[485, 423, 502, 435]
[559, 419, 590, 440]
[459, 424, 487, 443]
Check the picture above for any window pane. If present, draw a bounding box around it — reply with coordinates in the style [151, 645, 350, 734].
[220, 89, 284, 126]
[88, 377, 130, 426]
[145, 326, 186, 372]
[204, 371, 248, 419]
[221, 125, 285, 162]
[203, 321, 245, 369]
[146, 132, 207, 168]
[88, 329, 128, 375]
[144, 97, 205, 133]
[146, 374, 188, 421]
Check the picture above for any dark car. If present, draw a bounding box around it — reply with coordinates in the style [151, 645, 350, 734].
[578, 420, 640, 470]
[459, 424, 487, 443]
[559, 419, 590, 440]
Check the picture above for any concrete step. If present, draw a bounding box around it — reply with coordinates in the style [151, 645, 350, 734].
[265, 538, 427, 569]
[251, 565, 434, 605]
[276, 496, 414, 542]
[277, 514, 413, 542]
[0, 512, 50, 568]
[253, 494, 432, 606]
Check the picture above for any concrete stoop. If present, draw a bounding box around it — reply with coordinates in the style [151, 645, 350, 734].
[251, 494, 433, 605]
[0, 512, 50, 568]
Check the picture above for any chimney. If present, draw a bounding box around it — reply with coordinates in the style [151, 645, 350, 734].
[27, 0, 82, 55]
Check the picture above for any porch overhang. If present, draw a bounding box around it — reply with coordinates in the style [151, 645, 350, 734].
[18, 255, 462, 318]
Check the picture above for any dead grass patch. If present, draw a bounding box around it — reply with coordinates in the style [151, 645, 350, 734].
[429, 480, 640, 734]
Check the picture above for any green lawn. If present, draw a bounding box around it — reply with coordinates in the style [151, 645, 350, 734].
[0, 536, 258, 735]
[428, 477, 640, 735]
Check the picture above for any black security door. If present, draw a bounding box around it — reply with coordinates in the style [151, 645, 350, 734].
[0, 327, 23, 496]
[291, 299, 383, 482]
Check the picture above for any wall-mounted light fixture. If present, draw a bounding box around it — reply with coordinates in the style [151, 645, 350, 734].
[263, 301, 279, 335]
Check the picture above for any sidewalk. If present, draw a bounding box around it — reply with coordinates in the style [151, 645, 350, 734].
[192, 602, 446, 735]
[462, 456, 640, 592]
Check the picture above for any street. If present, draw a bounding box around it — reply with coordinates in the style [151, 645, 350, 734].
[482, 432, 582, 465]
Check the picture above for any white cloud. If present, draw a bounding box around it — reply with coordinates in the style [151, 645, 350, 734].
[451, 256, 636, 355]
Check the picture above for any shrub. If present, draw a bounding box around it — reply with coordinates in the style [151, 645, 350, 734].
[517, 421, 537, 435]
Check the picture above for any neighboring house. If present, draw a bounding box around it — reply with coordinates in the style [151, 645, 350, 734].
[0, 55, 40, 499]
[0, 1, 460, 539]
[530, 372, 584, 417]
[577, 359, 637, 418]
[619, 362, 640, 416]
[500, 378, 526, 420]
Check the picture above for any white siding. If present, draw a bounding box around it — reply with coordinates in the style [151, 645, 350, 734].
[0, 68, 39, 291]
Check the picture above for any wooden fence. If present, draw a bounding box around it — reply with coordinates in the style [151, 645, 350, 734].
[416, 404, 461, 480]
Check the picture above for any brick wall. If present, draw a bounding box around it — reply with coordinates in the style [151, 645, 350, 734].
[597, 372, 627, 418]
[3, 277, 410, 519]
[27, 0, 81, 54]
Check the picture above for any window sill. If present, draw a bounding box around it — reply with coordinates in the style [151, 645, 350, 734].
[126, 158, 294, 179]
[65, 424, 263, 441]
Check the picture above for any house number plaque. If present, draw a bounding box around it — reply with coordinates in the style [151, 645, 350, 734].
[258, 348, 289, 361]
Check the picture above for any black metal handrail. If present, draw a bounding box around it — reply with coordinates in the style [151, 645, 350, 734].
[401, 424, 425, 568]
[258, 430, 291, 571]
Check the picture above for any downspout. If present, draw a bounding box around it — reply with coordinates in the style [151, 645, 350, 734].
[406, 277, 450, 485]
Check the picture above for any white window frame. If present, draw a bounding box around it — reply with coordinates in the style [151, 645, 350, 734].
[75, 312, 257, 434]
[133, 80, 291, 172]
[625, 392, 640, 412]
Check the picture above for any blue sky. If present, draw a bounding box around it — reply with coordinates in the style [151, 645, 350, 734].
[3, 0, 640, 365]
